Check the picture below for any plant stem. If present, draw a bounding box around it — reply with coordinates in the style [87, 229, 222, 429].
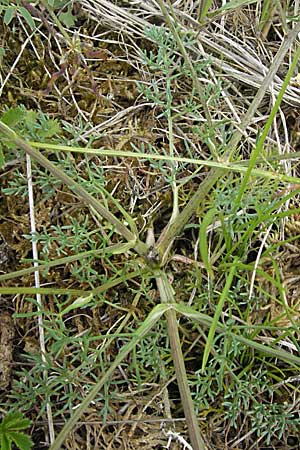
[156, 23, 300, 263]
[156, 272, 207, 450]
[0, 122, 149, 258]
[0, 244, 131, 282]
[157, 168, 223, 262]
[49, 303, 172, 450]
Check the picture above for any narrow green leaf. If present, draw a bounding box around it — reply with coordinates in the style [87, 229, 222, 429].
[0, 269, 142, 298]
[3, 5, 15, 25]
[201, 259, 238, 371]
[0, 145, 5, 168]
[199, 208, 216, 279]
[60, 293, 94, 316]
[0, 244, 134, 282]
[233, 44, 300, 210]
[258, 0, 273, 31]
[108, 241, 136, 255]
[98, 185, 139, 237]
[208, 0, 257, 15]
[18, 7, 35, 30]
[0, 287, 89, 295]
[199, 0, 214, 22]
[173, 303, 300, 366]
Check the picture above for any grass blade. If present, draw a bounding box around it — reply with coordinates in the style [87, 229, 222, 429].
[0, 269, 141, 296]
[233, 43, 300, 210]
[173, 304, 300, 366]
[201, 259, 238, 371]
[199, 208, 217, 279]
[49, 303, 172, 450]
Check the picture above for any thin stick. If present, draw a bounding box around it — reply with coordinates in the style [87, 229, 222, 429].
[26, 154, 55, 443]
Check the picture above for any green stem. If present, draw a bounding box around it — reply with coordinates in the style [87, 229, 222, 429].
[0, 269, 141, 297]
[156, 272, 207, 450]
[0, 243, 135, 282]
[0, 122, 148, 258]
[173, 303, 300, 367]
[25, 141, 300, 183]
[157, 168, 223, 262]
[49, 303, 172, 450]
[233, 43, 300, 210]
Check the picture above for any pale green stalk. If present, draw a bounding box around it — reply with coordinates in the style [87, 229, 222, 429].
[0, 121, 148, 258]
[0, 243, 137, 282]
[199, 207, 217, 279]
[25, 141, 300, 184]
[0, 269, 141, 297]
[156, 272, 207, 450]
[0, 249, 103, 282]
[173, 303, 300, 366]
